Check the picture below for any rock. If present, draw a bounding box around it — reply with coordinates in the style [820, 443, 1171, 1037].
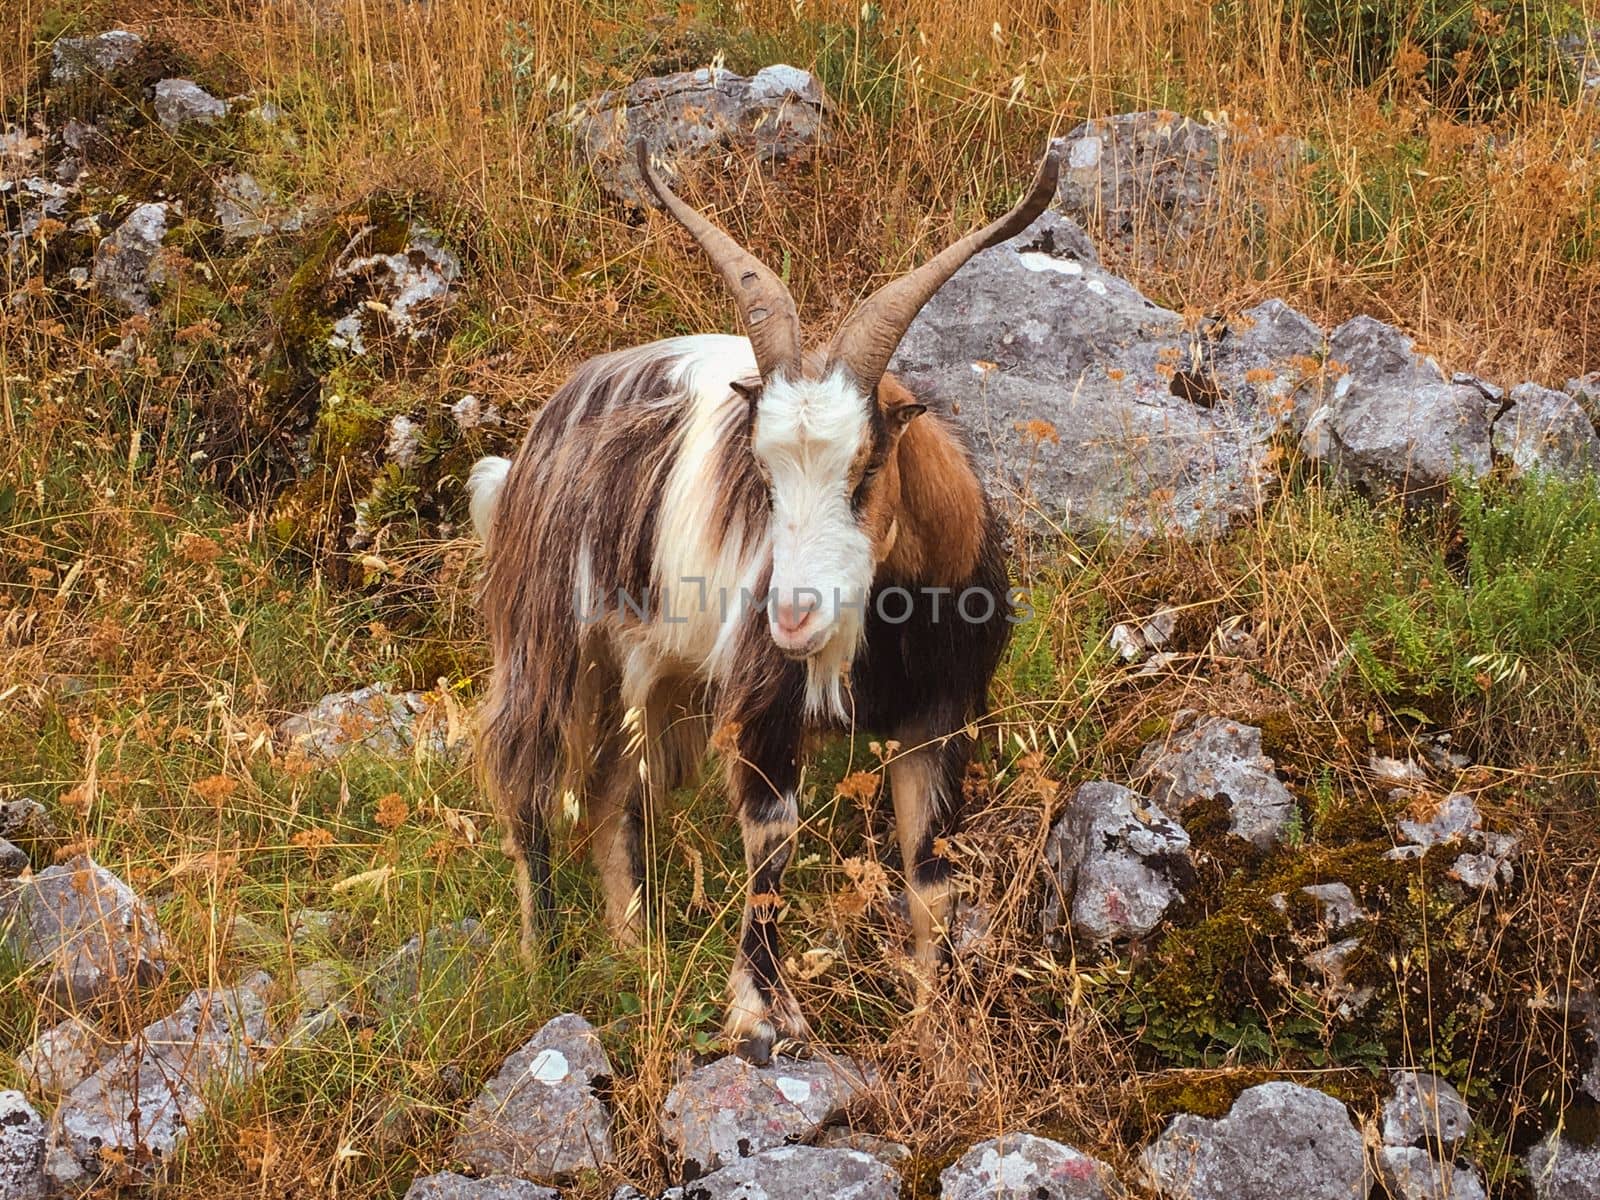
[453, 1012, 614, 1180]
[213, 171, 302, 241]
[1566, 372, 1600, 426]
[0, 1091, 46, 1198]
[279, 682, 450, 759]
[1303, 316, 1494, 498]
[0, 838, 26, 876]
[290, 907, 341, 944]
[1382, 1072, 1472, 1148]
[891, 212, 1314, 538]
[153, 79, 227, 131]
[1385, 794, 1519, 889]
[660, 1051, 874, 1177]
[7, 855, 166, 1008]
[1301, 937, 1372, 1016]
[1298, 883, 1364, 932]
[325, 224, 461, 355]
[1111, 609, 1176, 661]
[1042, 780, 1193, 941]
[1492, 383, 1600, 478]
[16, 1015, 116, 1097]
[1526, 1133, 1600, 1200]
[1131, 716, 1296, 847]
[373, 919, 487, 1007]
[1377, 1147, 1485, 1200]
[0, 797, 51, 840]
[660, 1145, 898, 1200]
[450, 393, 500, 432]
[1053, 110, 1301, 265]
[49, 972, 274, 1182]
[568, 64, 828, 203]
[940, 1133, 1119, 1199]
[285, 961, 353, 1046]
[404, 1176, 557, 1200]
[50, 30, 142, 85]
[386, 414, 421, 467]
[1141, 1081, 1369, 1200]
[92, 202, 171, 314]
[1398, 793, 1481, 847]
[815, 1129, 911, 1170]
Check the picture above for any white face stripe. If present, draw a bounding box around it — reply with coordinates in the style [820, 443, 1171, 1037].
[752, 367, 877, 717]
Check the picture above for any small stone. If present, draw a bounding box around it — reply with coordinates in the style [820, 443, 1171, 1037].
[404, 1176, 557, 1200]
[0, 1090, 46, 1199]
[7, 855, 167, 1008]
[1132, 716, 1296, 848]
[0, 838, 26, 876]
[661, 1051, 874, 1177]
[213, 171, 301, 241]
[285, 961, 352, 1046]
[1141, 1081, 1370, 1200]
[16, 1015, 116, 1097]
[153, 79, 227, 131]
[49, 972, 275, 1182]
[451, 393, 500, 431]
[1043, 781, 1193, 941]
[1377, 1147, 1485, 1200]
[0, 797, 51, 839]
[1399, 793, 1482, 847]
[50, 30, 142, 85]
[1111, 609, 1177, 661]
[660, 1144, 898, 1200]
[453, 1012, 614, 1180]
[279, 683, 450, 759]
[940, 1133, 1119, 1199]
[386, 414, 421, 467]
[373, 920, 486, 1008]
[92, 202, 171, 314]
[1526, 1133, 1600, 1200]
[1382, 1072, 1472, 1148]
[326, 224, 460, 354]
[1298, 883, 1364, 932]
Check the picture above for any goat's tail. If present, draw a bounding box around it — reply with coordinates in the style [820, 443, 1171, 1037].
[467, 455, 512, 544]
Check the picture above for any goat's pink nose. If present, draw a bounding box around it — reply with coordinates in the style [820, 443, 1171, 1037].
[774, 594, 818, 636]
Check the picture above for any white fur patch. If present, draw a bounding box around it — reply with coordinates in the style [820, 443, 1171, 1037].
[467, 455, 511, 542]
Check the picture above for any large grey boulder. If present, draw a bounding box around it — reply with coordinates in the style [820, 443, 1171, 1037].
[1382, 1071, 1472, 1147]
[0, 838, 26, 877]
[892, 211, 1318, 538]
[1131, 716, 1296, 847]
[0, 1091, 46, 1199]
[568, 64, 828, 203]
[1053, 111, 1301, 266]
[452, 1013, 614, 1180]
[50, 30, 142, 85]
[1526, 1134, 1600, 1200]
[1043, 780, 1192, 941]
[1376, 1147, 1486, 1200]
[660, 1051, 874, 1178]
[660, 1144, 898, 1200]
[1302, 316, 1495, 498]
[1492, 382, 1600, 477]
[1141, 1081, 1369, 1200]
[6, 855, 166, 1008]
[92, 202, 172, 314]
[48, 972, 274, 1183]
[153, 79, 227, 131]
[940, 1133, 1119, 1199]
[404, 1175, 557, 1200]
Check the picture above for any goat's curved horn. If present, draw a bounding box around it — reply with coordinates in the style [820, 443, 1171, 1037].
[634, 140, 801, 382]
[827, 146, 1061, 392]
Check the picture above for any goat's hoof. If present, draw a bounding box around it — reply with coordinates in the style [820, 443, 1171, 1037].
[734, 1030, 775, 1066]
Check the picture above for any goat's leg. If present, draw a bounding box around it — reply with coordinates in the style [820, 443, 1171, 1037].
[724, 716, 809, 1064]
[503, 776, 556, 963]
[584, 757, 645, 947]
[889, 728, 971, 970]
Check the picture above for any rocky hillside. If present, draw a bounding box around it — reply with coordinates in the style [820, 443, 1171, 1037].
[2, 4, 1599, 1199]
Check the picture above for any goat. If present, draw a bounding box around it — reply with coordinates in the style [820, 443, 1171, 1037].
[470, 142, 1059, 1062]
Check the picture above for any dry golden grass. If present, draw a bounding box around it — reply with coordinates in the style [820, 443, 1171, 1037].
[2, 1, 1599, 1196]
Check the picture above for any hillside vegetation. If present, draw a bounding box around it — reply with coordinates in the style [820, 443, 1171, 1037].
[2, 1, 1599, 1197]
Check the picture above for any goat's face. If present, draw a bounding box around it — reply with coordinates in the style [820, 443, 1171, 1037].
[748, 369, 923, 660]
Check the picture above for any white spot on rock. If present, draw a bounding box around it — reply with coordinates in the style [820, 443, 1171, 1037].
[775, 1076, 812, 1105]
[526, 1048, 570, 1085]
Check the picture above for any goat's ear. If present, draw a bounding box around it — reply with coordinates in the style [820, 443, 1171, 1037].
[730, 377, 762, 416]
[877, 374, 927, 433]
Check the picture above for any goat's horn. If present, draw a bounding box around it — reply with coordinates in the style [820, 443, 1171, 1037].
[827, 145, 1061, 392]
[634, 140, 801, 382]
